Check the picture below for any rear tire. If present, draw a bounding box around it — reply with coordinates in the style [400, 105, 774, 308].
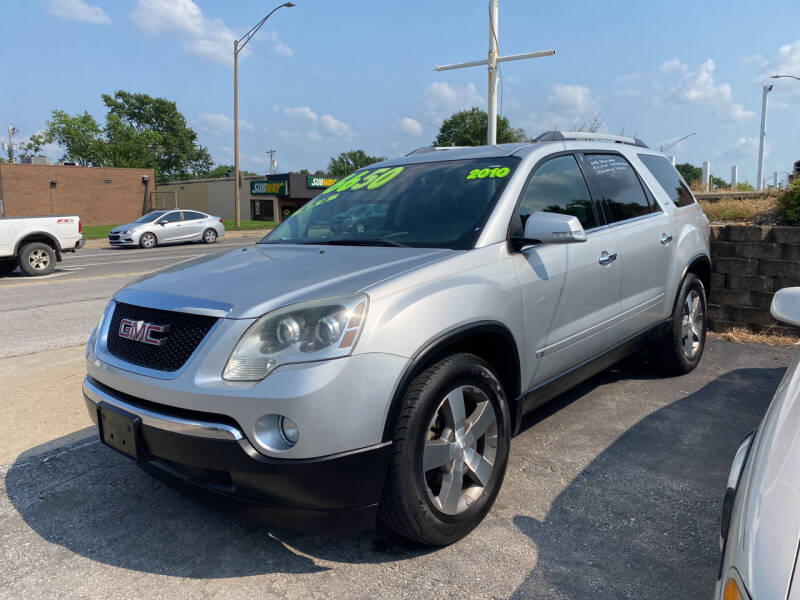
[18, 242, 56, 276]
[379, 353, 511, 546]
[139, 232, 157, 249]
[202, 228, 218, 244]
[651, 273, 707, 374]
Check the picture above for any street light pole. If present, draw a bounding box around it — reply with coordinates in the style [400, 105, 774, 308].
[234, 2, 295, 228]
[772, 74, 800, 82]
[757, 84, 772, 192]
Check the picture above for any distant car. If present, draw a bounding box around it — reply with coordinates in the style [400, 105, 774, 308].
[0, 215, 84, 276]
[108, 210, 225, 249]
[715, 287, 800, 600]
[330, 203, 388, 234]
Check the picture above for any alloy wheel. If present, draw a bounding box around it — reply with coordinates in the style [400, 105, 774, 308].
[423, 385, 498, 515]
[28, 249, 51, 271]
[681, 289, 704, 359]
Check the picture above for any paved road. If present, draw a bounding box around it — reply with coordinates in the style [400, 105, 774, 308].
[1, 339, 794, 599]
[0, 239, 256, 359]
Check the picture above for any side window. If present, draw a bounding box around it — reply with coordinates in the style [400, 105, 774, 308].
[637, 154, 696, 208]
[160, 212, 182, 223]
[584, 154, 653, 223]
[183, 211, 206, 220]
[516, 155, 598, 233]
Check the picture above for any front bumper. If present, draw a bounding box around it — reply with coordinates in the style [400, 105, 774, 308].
[83, 375, 391, 532]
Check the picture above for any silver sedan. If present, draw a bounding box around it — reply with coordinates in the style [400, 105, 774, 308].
[715, 287, 800, 600]
[108, 210, 226, 249]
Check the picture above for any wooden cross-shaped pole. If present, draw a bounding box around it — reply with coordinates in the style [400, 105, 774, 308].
[435, 0, 554, 145]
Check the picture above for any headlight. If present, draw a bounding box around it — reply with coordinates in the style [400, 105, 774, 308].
[223, 294, 368, 381]
[121, 229, 132, 234]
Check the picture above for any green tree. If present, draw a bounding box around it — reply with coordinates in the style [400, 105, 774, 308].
[44, 91, 212, 181]
[327, 150, 386, 177]
[199, 164, 256, 179]
[675, 163, 702, 185]
[710, 175, 730, 190]
[434, 107, 527, 147]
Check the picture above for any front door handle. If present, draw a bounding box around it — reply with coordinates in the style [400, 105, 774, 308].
[598, 251, 618, 266]
[660, 233, 673, 245]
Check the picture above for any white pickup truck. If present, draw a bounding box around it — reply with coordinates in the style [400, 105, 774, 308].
[0, 216, 84, 276]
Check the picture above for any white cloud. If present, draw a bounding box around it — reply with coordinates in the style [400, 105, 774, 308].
[131, 0, 235, 66]
[660, 58, 688, 74]
[397, 117, 423, 136]
[319, 114, 353, 138]
[274, 42, 294, 58]
[743, 53, 767, 66]
[423, 82, 484, 118]
[617, 72, 643, 83]
[283, 106, 318, 121]
[521, 84, 601, 134]
[130, 0, 292, 67]
[281, 106, 353, 139]
[759, 40, 800, 95]
[197, 113, 252, 134]
[666, 59, 754, 122]
[49, 0, 111, 24]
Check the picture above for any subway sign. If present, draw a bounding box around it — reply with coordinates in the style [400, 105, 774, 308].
[307, 176, 338, 189]
[251, 180, 288, 195]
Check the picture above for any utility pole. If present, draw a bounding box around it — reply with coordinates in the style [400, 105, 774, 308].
[435, 0, 555, 145]
[6, 125, 16, 163]
[234, 2, 295, 228]
[267, 149, 276, 175]
[757, 84, 772, 192]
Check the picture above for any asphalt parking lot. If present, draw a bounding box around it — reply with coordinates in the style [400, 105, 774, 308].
[1, 275, 793, 600]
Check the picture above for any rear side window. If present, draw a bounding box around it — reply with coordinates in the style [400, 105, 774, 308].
[638, 154, 696, 207]
[183, 211, 206, 220]
[584, 154, 654, 223]
[517, 154, 598, 231]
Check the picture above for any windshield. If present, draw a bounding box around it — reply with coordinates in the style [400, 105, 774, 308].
[134, 211, 168, 224]
[261, 157, 519, 250]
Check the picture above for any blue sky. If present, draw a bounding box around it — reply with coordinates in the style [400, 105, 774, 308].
[2, 0, 799, 185]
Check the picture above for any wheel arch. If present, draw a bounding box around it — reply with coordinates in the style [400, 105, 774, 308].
[15, 232, 62, 261]
[682, 253, 712, 304]
[382, 321, 522, 443]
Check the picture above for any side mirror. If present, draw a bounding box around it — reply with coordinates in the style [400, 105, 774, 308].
[770, 287, 800, 327]
[512, 211, 587, 249]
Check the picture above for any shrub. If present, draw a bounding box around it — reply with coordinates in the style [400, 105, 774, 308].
[779, 179, 800, 224]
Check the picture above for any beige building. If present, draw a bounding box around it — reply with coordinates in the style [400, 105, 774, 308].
[156, 173, 337, 222]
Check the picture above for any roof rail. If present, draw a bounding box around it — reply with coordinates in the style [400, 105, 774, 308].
[532, 131, 649, 148]
[405, 146, 468, 156]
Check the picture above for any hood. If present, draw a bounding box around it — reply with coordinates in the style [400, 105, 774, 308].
[112, 222, 146, 232]
[115, 243, 455, 319]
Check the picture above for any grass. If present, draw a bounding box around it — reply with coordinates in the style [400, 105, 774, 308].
[699, 195, 783, 223]
[82, 224, 117, 239]
[222, 219, 276, 231]
[709, 327, 800, 347]
[82, 220, 276, 239]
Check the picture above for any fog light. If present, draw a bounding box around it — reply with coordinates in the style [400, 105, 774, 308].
[279, 416, 299, 446]
[254, 414, 299, 451]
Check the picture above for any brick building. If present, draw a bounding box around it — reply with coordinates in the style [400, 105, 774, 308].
[0, 163, 155, 225]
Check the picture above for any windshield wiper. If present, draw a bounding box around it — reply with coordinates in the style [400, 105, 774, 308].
[318, 238, 408, 248]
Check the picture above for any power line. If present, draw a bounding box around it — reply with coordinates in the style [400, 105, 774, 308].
[248, 47, 437, 129]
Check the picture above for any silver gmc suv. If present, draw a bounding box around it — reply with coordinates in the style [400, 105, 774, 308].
[84, 132, 711, 546]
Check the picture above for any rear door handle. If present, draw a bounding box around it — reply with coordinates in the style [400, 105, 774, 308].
[660, 233, 673, 245]
[598, 251, 618, 265]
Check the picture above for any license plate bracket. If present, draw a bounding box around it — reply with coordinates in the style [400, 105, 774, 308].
[97, 402, 145, 461]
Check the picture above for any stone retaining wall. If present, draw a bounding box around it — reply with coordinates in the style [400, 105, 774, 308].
[709, 224, 800, 335]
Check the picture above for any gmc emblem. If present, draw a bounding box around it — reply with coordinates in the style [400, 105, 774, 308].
[118, 318, 170, 346]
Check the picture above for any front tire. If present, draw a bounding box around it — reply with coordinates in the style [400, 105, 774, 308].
[139, 232, 157, 249]
[202, 228, 218, 244]
[379, 353, 511, 546]
[18, 242, 56, 276]
[651, 273, 707, 374]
